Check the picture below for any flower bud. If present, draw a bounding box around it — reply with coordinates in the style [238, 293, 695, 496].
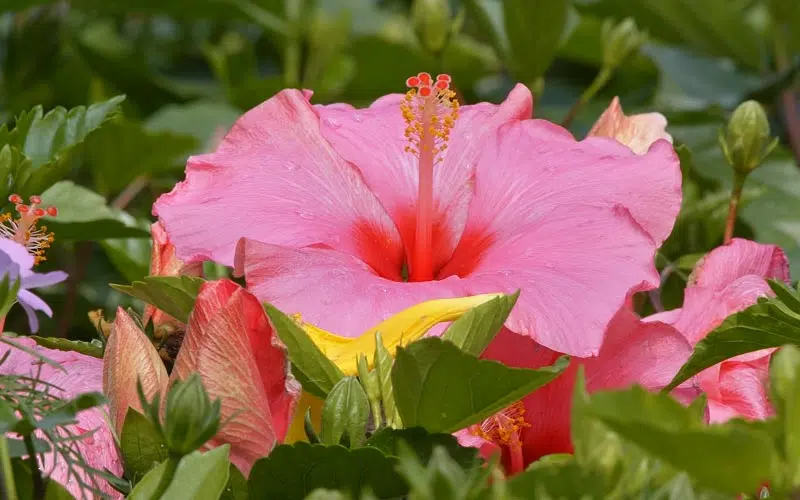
[411, 0, 452, 55]
[601, 18, 647, 70]
[162, 373, 221, 456]
[719, 100, 779, 175]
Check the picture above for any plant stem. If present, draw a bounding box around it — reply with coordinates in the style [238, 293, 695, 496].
[723, 174, 746, 244]
[0, 438, 18, 500]
[561, 66, 613, 128]
[150, 456, 179, 499]
[23, 435, 43, 500]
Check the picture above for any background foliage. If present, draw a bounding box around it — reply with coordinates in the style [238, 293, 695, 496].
[0, 0, 798, 341]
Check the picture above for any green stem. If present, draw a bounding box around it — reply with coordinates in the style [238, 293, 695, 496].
[561, 66, 613, 128]
[0, 438, 18, 500]
[723, 174, 746, 244]
[150, 456, 180, 500]
[23, 435, 43, 500]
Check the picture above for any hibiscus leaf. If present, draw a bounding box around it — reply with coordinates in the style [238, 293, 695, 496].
[111, 275, 206, 324]
[120, 408, 168, 484]
[584, 385, 780, 494]
[40, 181, 150, 240]
[769, 346, 800, 487]
[392, 337, 568, 433]
[321, 376, 370, 447]
[247, 442, 405, 498]
[507, 456, 609, 499]
[28, 336, 103, 358]
[441, 291, 519, 357]
[664, 280, 800, 391]
[364, 427, 478, 469]
[262, 303, 345, 399]
[0, 95, 126, 196]
[503, 0, 569, 83]
[127, 445, 230, 500]
[374, 331, 401, 428]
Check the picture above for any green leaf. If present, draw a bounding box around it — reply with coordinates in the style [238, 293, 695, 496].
[321, 377, 370, 447]
[395, 443, 494, 500]
[585, 386, 780, 494]
[120, 409, 169, 483]
[145, 101, 241, 149]
[39, 181, 149, 240]
[128, 446, 231, 500]
[0, 96, 125, 195]
[769, 346, 800, 487]
[441, 292, 518, 357]
[392, 337, 569, 433]
[11, 459, 75, 500]
[364, 427, 478, 469]
[263, 303, 344, 398]
[577, 0, 762, 69]
[507, 457, 608, 499]
[29, 336, 103, 358]
[503, 0, 568, 83]
[111, 275, 206, 324]
[373, 331, 400, 428]
[247, 443, 405, 499]
[85, 120, 197, 194]
[665, 280, 800, 391]
[220, 463, 248, 500]
[100, 214, 152, 283]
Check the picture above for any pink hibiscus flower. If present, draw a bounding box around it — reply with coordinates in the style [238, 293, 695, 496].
[154, 75, 681, 357]
[458, 238, 789, 474]
[648, 238, 790, 422]
[0, 338, 123, 498]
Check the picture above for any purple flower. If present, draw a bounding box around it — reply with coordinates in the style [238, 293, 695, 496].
[0, 236, 66, 332]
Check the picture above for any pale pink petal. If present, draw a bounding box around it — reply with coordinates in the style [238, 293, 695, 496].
[235, 239, 468, 337]
[103, 308, 169, 434]
[315, 84, 533, 273]
[153, 90, 404, 280]
[688, 238, 790, 290]
[588, 97, 672, 155]
[453, 429, 501, 462]
[144, 221, 205, 328]
[453, 204, 659, 357]
[0, 338, 123, 498]
[706, 357, 773, 423]
[584, 308, 693, 392]
[171, 280, 284, 476]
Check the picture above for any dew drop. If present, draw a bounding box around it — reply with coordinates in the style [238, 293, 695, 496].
[323, 117, 342, 129]
[284, 161, 299, 171]
[352, 113, 364, 123]
[297, 211, 315, 220]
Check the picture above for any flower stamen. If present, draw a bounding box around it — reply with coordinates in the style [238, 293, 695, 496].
[469, 400, 529, 474]
[0, 194, 58, 265]
[401, 72, 459, 282]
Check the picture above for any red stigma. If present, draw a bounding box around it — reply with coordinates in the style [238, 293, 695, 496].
[418, 86, 433, 97]
[406, 76, 420, 87]
[418, 72, 432, 85]
[16, 204, 29, 214]
[32, 208, 45, 217]
[46, 207, 58, 217]
[29, 195, 41, 204]
[436, 74, 451, 82]
[435, 80, 449, 90]
[8, 194, 22, 204]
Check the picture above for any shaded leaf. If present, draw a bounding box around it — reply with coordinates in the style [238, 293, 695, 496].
[321, 377, 370, 447]
[120, 409, 168, 483]
[128, 446, 231, 500]
[29, 336, 103, 358]
[365, 427, 478, 469]
[111, 275, 205, 324]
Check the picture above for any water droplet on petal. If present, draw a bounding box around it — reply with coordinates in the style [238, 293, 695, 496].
[352, 113, 364, 123]
[297, 211, 315, 220]
[285, 161, 299, 171]
[323, 117, 342, 129]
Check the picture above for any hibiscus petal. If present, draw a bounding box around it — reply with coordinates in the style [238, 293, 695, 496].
[153, 89, 404, 279]
[588, 96, 672, 155]
[456, 204, 659, 357]
[689, 238, 790, 290]
[103, 308, 169, 434]
[0, 338, 123, 498]
[235, 238, 468, 338]
[441, 118, 680, 254]
[172, 279, 298, 475]
[315, 84, 533, 272]
[708, 357, 773, 423]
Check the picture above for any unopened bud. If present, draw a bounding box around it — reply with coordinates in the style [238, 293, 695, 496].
[411, 0, 452, 55]
[163, 373, 221, 456]
[601, 18, 647, 70]
[719, 100, 778, 175]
